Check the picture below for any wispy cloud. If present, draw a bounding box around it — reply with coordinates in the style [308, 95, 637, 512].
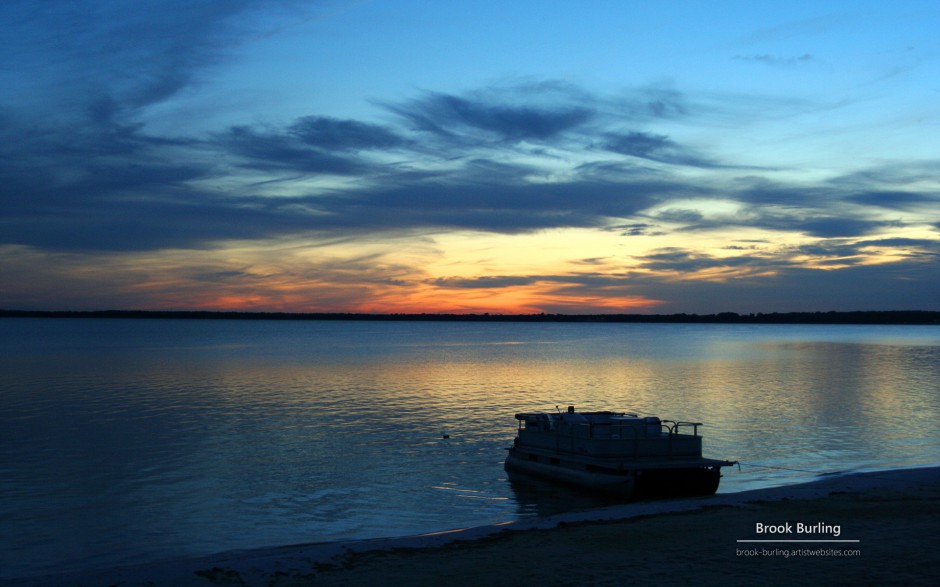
[738, 13, 844, 45]
[3, 79, 938, 253]
[600, 131, 722, 168]
[1, 1, 938, 312]
[735, 53, 814, 66]
[384, 88, 594, 144]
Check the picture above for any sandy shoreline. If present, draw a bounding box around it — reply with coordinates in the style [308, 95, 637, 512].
[6, 466, 939, 586]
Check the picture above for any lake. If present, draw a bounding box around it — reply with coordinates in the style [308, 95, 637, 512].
[1, 318, 938, 579]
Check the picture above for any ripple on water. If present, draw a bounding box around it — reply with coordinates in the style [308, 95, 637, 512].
[1, 319, 938, 578]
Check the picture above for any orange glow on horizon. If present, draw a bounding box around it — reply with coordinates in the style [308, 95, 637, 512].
[147, 279, 667, 315]
[7, 220, 933, 314]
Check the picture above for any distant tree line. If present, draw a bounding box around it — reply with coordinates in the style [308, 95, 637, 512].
[1, 309, 938, 324]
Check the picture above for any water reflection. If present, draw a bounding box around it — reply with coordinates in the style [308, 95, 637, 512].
[505, 473, 622, 517]
[1, 319, 938, 578]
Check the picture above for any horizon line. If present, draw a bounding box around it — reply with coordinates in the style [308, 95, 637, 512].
[2, 309, 939, 325]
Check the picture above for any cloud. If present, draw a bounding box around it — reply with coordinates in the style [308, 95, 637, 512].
[431, 276, 539, 289]
[4, 1, 236, 122]
[297, 176, 672, 235]
[219, 125, 369, 175]
[611, 223, 659, 236]
[633, 248, 768, 273]
[289, 116, 408, 151]
[793, 217, 900, 239]
[857, 237, 940, 251]
[2, 1, 938, 313]
[7, 33, 860, 252]
[638, 260, 940, 314]
[739, 14, 843, 45]
[735, 53, 814, 66]
[651, 173, 938, 238]
[2, 74, 935, 253]
[1, 37, 938, 316]
[844, 190, 939, 210]
[402, 242, 940, 313]
[601, 132, 721, 168]
[0, 0, 359, 253]
[2, 191, 298, 252]
[652, 208, 705, 224]
[833, 161, 940, 189]
[383, 87, 594, 145]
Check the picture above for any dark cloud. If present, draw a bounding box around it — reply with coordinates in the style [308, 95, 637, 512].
[616, 86, 689, 120]
[833, 162, 940, 188]
[1, 0, 306, 124]
[649, 205, 896, 239]
[857, 237, 940, 250]
[571, 257, 610, 266]
[288, 116, 408, 151]
[792, 241, 867, 260]
[633, 242, 866, 276]
[601, 131, 719, 168]
[384, 89, 594, 144]
[427, 243, 940, 313]
[606, 223, 662, 236]
[2, 82, 933, 252]
[2, 3, 938, 313]
[631, 239, 940, 303]
[634, 249, 766, 273]
[192, 270, 263, 282]
[296, 176, 671, 235]
[1, 190, 312, 252]
[633, 260, 940, 314]
[650, 173, 929, 238]
[219, 126, 367, 175]
[1, 20, 937, 278]
[431, 276, 539, 289]
[793, 217, 900, 238]
[425, 273, 643, 299]
[0, 0, 348, 252]
[393, 241, 940, 313]
[603, 131, 671, 157]
[653, 208, 705, 224]
[845, 190, 938, 210]
[733, 178, 833, 207]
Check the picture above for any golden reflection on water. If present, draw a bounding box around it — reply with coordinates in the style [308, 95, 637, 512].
[3, 320, 938, 578]
[197, 329, 940, 481]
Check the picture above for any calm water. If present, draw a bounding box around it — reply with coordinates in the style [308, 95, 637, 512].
[1, 318, 939, 578]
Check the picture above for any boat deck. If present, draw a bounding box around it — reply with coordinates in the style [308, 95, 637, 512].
[505, 406, 736, 498]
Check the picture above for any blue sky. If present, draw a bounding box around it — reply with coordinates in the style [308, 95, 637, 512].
[1, 0, 938, 313]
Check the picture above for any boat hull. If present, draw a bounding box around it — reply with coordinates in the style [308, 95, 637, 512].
[504, 407, 734, 499]
[504, 449, 724, 499]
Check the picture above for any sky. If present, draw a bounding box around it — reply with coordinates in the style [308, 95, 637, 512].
[1, 0, 938, 314]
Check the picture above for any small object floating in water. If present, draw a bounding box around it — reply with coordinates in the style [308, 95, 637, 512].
[504, 405, 736, 499]
[442, 432, 450, 439]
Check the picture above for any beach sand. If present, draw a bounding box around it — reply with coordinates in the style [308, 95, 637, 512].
[7, 467, 939, 586]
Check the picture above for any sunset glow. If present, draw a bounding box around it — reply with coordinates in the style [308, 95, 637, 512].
[1, 1, 938, 313]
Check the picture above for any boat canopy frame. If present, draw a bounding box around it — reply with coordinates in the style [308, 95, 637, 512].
[513, 410, 704, 438]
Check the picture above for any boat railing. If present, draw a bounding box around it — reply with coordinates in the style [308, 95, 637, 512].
[517, 416, 706, 459]
[565, 421, 704, 439]
[516, 416, 703, 439]
[660, 420, 703, 436]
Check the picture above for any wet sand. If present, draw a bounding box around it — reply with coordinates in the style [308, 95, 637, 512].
[7, 466, 939, 586]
